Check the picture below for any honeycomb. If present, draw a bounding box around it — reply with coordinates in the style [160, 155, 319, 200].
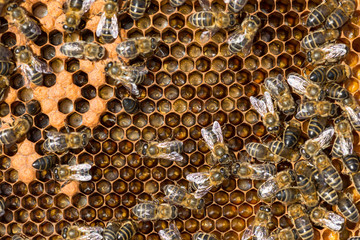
[0, 0, 359, 239]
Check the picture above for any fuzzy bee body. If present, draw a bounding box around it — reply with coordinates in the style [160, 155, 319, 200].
[301, 29, 339, 50]
[288, 204, 314, 240]
[117, 220, 137, 240]
[325, 0, 356, 29]
[32, 155, 57, 170]
[337, 193, 359, 223]
[306, 0, 338, 27]
[0, 114, 32, 145]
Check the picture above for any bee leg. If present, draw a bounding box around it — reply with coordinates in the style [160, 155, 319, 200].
[60, 180, 71, 188]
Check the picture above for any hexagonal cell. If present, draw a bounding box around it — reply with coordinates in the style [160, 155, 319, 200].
[58, 98, 74, 114]
[72, 71, 88, 87]
[40, 45, 55, 60]
[153, 13, 168, 29]
[211, 57, 225, 72]
[10, 74, 25, 90]
[0, 17, 8, 34]
[162, 28, 177, 44]
[269, 40, 284, 55]
[244, 56, 259, 71]
[170, 43, 185, 58]
[43, 74, 56, 88]
[178, 28, 193, 44]
[1, 32, 16, 47]
[253, 41, 268, 57]
[11, 101, 25, 116]
[155, 72, 170, 87]
[203, 42, 218, 58]
[343, 23, 359, 40]
[99, 85, 114, 100]
[228, 56, 242, 72]
[49, 30, 62, 46]
[169, 13, 185, 30]
[0, 102, 9, 117]
[136, 16, 151, 30]
[33, 31, 48, 47]
[17, 87, 33, 102]
[292, 25, 307, 41]
[32, 2, 48, 18]
[205, 98, 220, 113]
[65, 58, 80, 73]
[67, 112, 83, 128]
[221, 70, 235, 85]
[261, 54, 275, 69]
[260, 0, 275, 13]
[49, 58, 63, 73]
[277, 26, 291, 41]
[293, 52, 305, 68]
[284, 11, 299, 26]
[268, 12, 283, 27]
[163, 57, 178, 73]
[74, 98, 90, 113]
[261, 27, 275, 42]
[179, 58, 194, 72]
[157, 99, 172, 113]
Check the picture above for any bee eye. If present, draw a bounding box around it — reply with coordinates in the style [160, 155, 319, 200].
[69, 27, 75, 32]
[21, 46, 25, 50]
[63, 25, 68, 30]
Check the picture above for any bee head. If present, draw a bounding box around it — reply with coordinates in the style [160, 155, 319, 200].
[6, 3, 18, 12]
[63, 15, 77, 32]
[150, 37, 159, 50]
[53, 167, 60, 180]
[81, 133, 89, 147]
[105, 62, 113, 72]
[62, 227, 69, 239]
[307, 51, 312, 63]
[300, 147, 310, 159]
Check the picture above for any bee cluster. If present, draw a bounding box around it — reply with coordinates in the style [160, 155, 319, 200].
[0, 0, 358, 239]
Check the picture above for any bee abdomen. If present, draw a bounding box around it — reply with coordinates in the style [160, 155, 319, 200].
[193, 232, 218, 240]
[327, 64, 351, 82]
[325, 8, 347, 29]
[0, 197, 4, 216]
[30, 71, 44, 86]
[246, 142, 268, 160]
[309, 66, 327, 84]
[129, 0, 149, 20]
[317, 184, 338, 205]
[104, 222, 121, 240]
[116, 40, 137, 58]
[170, 0, 186, 7]
[306, 4, 333, 27]
[294, 217, 314, 240]
[275, 188, 300, 203]
[228, 0, 247, 12]
[0, 61, 13, 75]
[20, 21, 41, 41]
[322, 166, 343, 191]
[284, 126, 300, 148]
[117, 221, 137, 240]
[338, 196, 359, 222]
[123, 98, 139, 114]
[343, 154, 360, 173]
[32, 155, 57, 170]
[100, 18, 116, 43]
[189, 12, 215, 27]
[0, 129, 16, 145]
[326, 83, 349, 100]
[332, 137, 343, 158]
[301, 32, 326, 49]
[308, 116, 326, 138]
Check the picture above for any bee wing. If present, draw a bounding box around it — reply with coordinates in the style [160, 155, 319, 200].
[250, 96, 267, 117]
[169, 223, 181, 238]
[96, 12, 106, 37]
[81, 0, 96, 12]
[156, 141, 183, 161]
[120, 79, 140, 96]
[199, 0, 210, 10]
[338, 134, 353, 156]
[227, 28, 245, 44]
[250, 164, 276, 180]
[68, 163, 92, 172]
[158, 229, 169, 240]
[110, 15, 119, 39]
[212, 121, 224, 143]
[157, 151, 183, 162]
[46, 131, 63, 139]
[20, 63, 35, 85]
[324, 43, 348, 60]
[253, 225, 269, 240]
[78, 226, 104, 234]
[264, 75, 286, 97]
[186, 172, 210, 184]
[287, 73, 308, 95]
[264, 91, 275, 114]
[258, 178, 278, 200]
[77, 234, 103, 240]
[33, 56, 51, 74]
[345, 106, 360, 130]
[312, 127, 334, 148]
[61, 41, 86, 54]
[193, 185, 212, 199]
[318, 212, 344, 232]
[241, 229, 253, 240]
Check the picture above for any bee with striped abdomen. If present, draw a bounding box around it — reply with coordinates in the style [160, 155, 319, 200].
[62, 225, 103, 240]
[325, 0, 356, 29]
[193, 232, 218, 240]
[188, 0, 237, 42]
[159, 223, 182, 240]
[267, 140, 301, 162]
[116, 37, 160, 59]
[307, 43, 349, 66]
[295, 160, 321, 182]
[0, 114, 32, 146]
[313, 152, 343, 191]
[105, 61, 147, 96]
[12, 235, 29, 240]
[121, 0, 150, 20]
[0, 76, 9, 102]
[42, 130, 90, 153]
[287, 73, 325, 101]
[301, 29, 340, 50]
[339, 95, 360, 131]
[307, 116, 327, 138]
[201, 121, 236, 165]
[63, 0, 96, 32]
[117, 220, 137, 240]
[264, 74, 296, 115]
[268, 228, 298, 240]
[0, 44, 14, 76]
[96, 0, 119, 43]
[325, 82, 349, 100]
[132, 200, 178, 220]
[296, 101, 338, 120]
[295, 174, 319, 208]
[283, 119, 301, 148]
[258, 170, 295, 201]
[316, 181, 339, 205]
[300, 126, 334, 159]
[163, 184, 205, 210]
[332, 115, 353, 158]
[327, 64, 351, 83]
[231, 161, 276, 180]
[337, 192, 359, 223]
[227, 0, 249, 13]
[14, 45, 50, 86]
[60, 41, 105, 61]
[241, 205, 272, 240]
[306, 0, 337, 27]
[288, 204, 314, 240]
[187, 166, 231, 199]
[308, 66, 327, 85]
[310, 206, 344, 232]
[0, 197, 4, 217]
[245, 142, 282, 163]
[103, 221, 121, 240]
[250, 91, 281, 135]
[32, 155, 58, 171]
[227, 15, 261, 57]
[275, 187, 301, 204]
[139, 140, 183, 162]
[6, 2, 41, 41]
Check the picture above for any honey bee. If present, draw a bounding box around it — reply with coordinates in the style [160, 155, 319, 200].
[283, 120, 301, 148]
[316, 181, 339, 205]
[121, 0, 150, 20]
[275, 188, 301, 204]
[0, 44, 14, 76]
[63, 0, 96, 32]
[186, 166, 231, 199]
[62, 225, 103, 240]
[296, 101, 338, 120]
[53, 157, 92, 188]
[0, 114, 32, 145]
[325, 0, 356, 29]
[305, 0, 337, 27]
[5, 3, 41, 41]
[42, 127, 90, 153]
[12, 234, 29, 240]
[104, 221, 121, 240]
[188, 0, 237, 42]
[332, 116, 353, 158]
[257, 170, 295, 201]
[32, 155, 58, 170]
[139, 140, 183, 162]
[264, 74, 296, 115]
[310, 206, 344, 232]
[267, 140, 301, 162]
[0, 76, 9, 102]
[132, 200, 178, 220]
[325, 82, 349, 100]
[287, 73, 325, 101]
[227, 15, 261, 57]
[300, 126, 334, 159]
[313, 152, 343, 191]
[96, 0, 119, 43]
[159, 223, 182, 240]
[307, 116, 327, 138]
[339, 95, 360, 131]
[268, 228, 298, 240]
[288, 204, 314, 240]
[337, 192, 359, 223]
[326, 64, 352, 83]
[60, 41, 105, 61]
[295, 160, 321, 182]
[308, 66, 327, 85]
[307, 43, 349, 66]
[193, 232, 218, 240]
[300, 29, 340, 50]
[116, 220, 137, 240]
[14, 45, 50, 86]
[295, 174, 319, 208]
[0, 0, 10, 17]
[163, 184, 205, 210]
[349, 237, 360, 240]
[105, 61, 147, 96]
[201, 121, 235, 165]
[337, 133, 359, 173]
[0, 197, 4, 217]
[227, 0, 249, 13]
[116, 37, 160, 59]
[169, 0, 187, 8]
[231, 161, 276, 180]
[250, 91, 281, 134]
[245, 142, 281, 163]
[241, 205, 272, 240]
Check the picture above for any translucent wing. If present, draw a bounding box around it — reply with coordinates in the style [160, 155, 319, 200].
[311, 127, 334, 148]
[199, 0, 210, 10]
[157, 151, 183, 161]
[345, 106, 360, 130]
[264, 91, 275, 113]
[46, 131, 64, 139]
[324, 43, 348, 59]
[241, 229, 253, 240]
[319, 212, 344, 231]
[156, 141, 183, 161]
[250, 164, 276, 180]
[110, 14, 119, 39]
[287, 73, 308, 95]
[212, 121, 224, 143]
[70, 173, 92, 181]
[81, 0, 96, 12]
[250, 96, 267, 117]
[253, 225, 269, 240]
[33, 57, 50, 74]
[264, 75, 287, 97]
[68, 163, 92, 172]
[159, 223, 181, 240]
[338, 134, 353, 156]
[20, 63, 36, 85]
[200, 30, 211, 43]
[78, 234, 103, 240]
[77, 226, 104, 240]
[96, 12, 106, 37]
[186, 172, 210, 185]
[258, 178, 278, 200]
[119, 79, 140, 96]
[60, 42, 85, 57]
[193, 185, 212, 199]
